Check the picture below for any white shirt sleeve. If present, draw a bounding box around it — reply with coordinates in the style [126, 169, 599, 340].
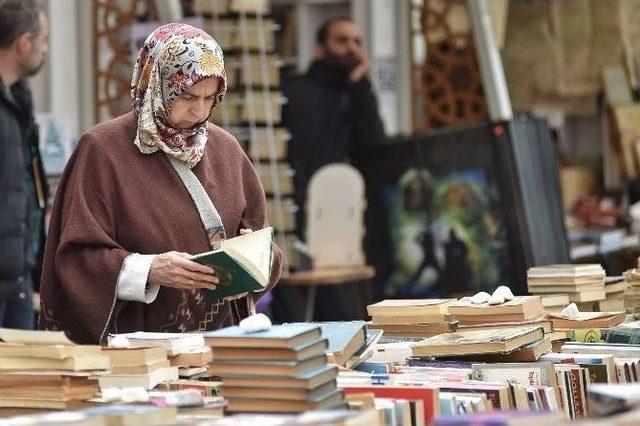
[117, 254, 160, 304]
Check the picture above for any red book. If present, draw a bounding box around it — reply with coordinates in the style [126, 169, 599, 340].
[341, 385, 439, 422]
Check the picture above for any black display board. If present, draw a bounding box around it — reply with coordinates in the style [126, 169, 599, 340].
[354, 116, 569, 299]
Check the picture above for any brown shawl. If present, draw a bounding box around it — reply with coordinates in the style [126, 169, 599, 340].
[38, 112, 283, 344]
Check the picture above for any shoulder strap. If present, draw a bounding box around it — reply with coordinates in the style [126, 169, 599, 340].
[166, 155, 226, 248]
[166, 154, 255, 318]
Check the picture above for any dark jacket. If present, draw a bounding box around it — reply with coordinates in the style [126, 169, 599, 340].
[0, 77, 47, 295]
[282, 60, 386, 238]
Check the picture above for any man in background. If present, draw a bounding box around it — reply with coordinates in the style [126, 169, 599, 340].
[283, 16, 386, 239]
[278, 17, 386, 321]
[0, 0, 49, 328]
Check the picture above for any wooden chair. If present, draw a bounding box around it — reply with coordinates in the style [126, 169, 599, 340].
[281, 164, 375, 321]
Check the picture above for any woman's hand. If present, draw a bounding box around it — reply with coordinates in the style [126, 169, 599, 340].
[148, 251, 219, 290]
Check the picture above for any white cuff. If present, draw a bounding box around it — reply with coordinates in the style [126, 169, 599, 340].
[117, 254, 160, 304]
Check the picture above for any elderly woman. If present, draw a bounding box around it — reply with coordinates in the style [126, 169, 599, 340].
[38, 24, 282, 344]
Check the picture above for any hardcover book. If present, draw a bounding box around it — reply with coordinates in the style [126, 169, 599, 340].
[193, 227, 274, 298]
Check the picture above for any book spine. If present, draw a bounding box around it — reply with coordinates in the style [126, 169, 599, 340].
[615, 362, 627, 383]
[603, 330, 640, 345]
[570, 329, 605, 343]
[568, 369, 585, 418]
[556, 371, 570, 419]
[564, 371, 575, 419]
[581, 368, 591, 417]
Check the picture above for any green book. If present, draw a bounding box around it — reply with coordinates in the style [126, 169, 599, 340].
[571, 328, 640, 345]
[193, 227, 273, 299]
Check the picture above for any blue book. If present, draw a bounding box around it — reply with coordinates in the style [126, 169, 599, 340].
[203, 323, 322, 349]
[356, 362, 390, 375]
[287, 321, 367, 366]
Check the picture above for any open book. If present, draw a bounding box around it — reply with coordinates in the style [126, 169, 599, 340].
[193, 227, 273, 299]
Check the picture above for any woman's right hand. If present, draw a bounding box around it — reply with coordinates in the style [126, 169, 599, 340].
[148, 251, 219, 291]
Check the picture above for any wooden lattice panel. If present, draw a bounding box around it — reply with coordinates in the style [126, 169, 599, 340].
[94, 0, 141, 122]
[418, 0, 487, 130]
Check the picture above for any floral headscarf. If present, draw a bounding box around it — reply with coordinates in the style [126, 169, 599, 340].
[131, 23, 227, 168]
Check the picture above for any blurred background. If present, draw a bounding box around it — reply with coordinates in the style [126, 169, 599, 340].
[24, 0, 640, 320]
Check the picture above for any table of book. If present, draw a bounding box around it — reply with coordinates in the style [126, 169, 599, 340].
[4, 272, 640, 425]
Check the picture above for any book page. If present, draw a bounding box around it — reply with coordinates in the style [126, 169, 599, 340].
[222, 227, 273, 283]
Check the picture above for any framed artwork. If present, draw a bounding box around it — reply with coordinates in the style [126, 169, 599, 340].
[356, 117, 569, 299]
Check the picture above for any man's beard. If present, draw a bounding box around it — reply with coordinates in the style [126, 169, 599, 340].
[321, 52, 359, 76]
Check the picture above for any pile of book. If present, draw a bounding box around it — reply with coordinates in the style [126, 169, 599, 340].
[410, 325, 548, 362]
[101, 332, 208, 389]
[527, 264, 606, 304]
[204, 323, 344, 413]
[561, 336, 640, 382]
[546, 311, 626, 333]
[625, 268, 640, 312]
[538, 293, 570, 314]
[342, 356, 595, 421]
[448, 296, 549, 334]
[340, 359, 568, 422]
[99, 346, 178, 390]
[169, 346, 213, 380]
[367, 299, 458, 338]
[155, 381, 226, 419]
[0, 328, 108, 410]
[599, 276, 629, 312]
[286, 321, 371, 369]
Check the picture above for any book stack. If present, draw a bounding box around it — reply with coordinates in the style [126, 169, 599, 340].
[101, 332, 208, 389]
[599, 276, 629, 312]
[0, 328, 108, 410]
[624, 268, 640, 312]
[547, 311, 626, 333]
[346, 392, 428, 425]
[169, 346, 214, 379]
[341, 384, 440, 424]
[367, 299, 458, 338]
[287, 321, 369, 368]
[99, 346, 179, 390]
[561, 340, 640, 385]
[448, 296, 548, 333]
[469, 362, 563, 414]
[540, 353, 617, 383]
[527, 264, 606, 303]
[410, 326, 546, 359]
[539, 294, 570, 314]
[204, 323, 344, 413]
[555, 363, 591, 419]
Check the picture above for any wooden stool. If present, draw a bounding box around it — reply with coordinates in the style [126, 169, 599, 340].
[280, 265, 375, 321]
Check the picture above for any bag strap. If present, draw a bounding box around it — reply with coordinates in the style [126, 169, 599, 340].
[166, 154, 256, 318]
[166, 155, 226, 248]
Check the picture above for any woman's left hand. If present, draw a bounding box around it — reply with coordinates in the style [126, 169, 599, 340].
[240, 228, 253, 235]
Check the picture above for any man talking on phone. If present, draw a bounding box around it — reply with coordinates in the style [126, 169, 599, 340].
[279, 17, 386, 321]
[283, 16, 386, 242]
